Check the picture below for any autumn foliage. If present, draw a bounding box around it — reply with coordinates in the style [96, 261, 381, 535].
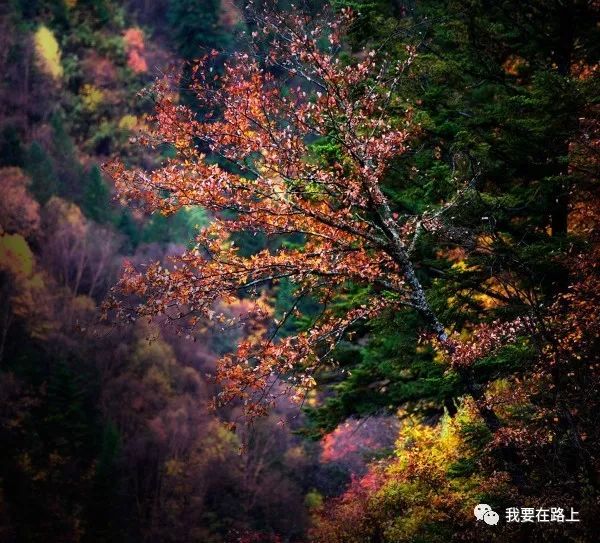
[107, 9, 471, 417]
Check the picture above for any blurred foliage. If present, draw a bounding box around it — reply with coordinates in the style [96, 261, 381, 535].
[33, 25, 63, 79]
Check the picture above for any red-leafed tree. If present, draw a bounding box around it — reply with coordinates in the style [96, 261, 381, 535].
[107, 9, 474, 417]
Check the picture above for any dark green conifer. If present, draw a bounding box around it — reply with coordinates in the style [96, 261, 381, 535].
[82, 164, 111, 223]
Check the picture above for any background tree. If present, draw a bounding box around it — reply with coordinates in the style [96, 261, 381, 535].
[167, 0, 231, 60]
[82, 164, 112, 224]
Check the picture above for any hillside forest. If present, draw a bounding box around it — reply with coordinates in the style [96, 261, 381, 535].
[0, 1, 599, 542]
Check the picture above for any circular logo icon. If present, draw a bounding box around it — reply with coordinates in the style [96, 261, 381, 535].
[474, 504, 492, 521]
[483, 510, 499, 525]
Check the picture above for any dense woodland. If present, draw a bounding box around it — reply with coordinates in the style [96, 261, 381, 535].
[0, 1, 599, 542]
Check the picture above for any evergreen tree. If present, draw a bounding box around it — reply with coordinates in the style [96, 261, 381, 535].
[86, 424, 128, 543]
[167, 0, 229, 60]
[0, 125, 24, 168]
[82, 164, 111, 223]
[26, 141, 59, 204]
[50, 115, 84, 201]
[44, 361, 93, 454]
[115, 209, 141, 251]
[307, 0, 598, 429]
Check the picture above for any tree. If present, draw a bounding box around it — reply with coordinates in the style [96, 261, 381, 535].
[26, 142, 59, 204]
[82, 164, 111, 223]
[0, 168, 40, 238]
[307, 2, 600, 539]
[305, 0, 598, 432]
[107, 8, 479, 419]
[41, 197, 120, 299]
[167, 0, 230, 60]
[50, 114, 84, 201]
[0, 126, 24, 168]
